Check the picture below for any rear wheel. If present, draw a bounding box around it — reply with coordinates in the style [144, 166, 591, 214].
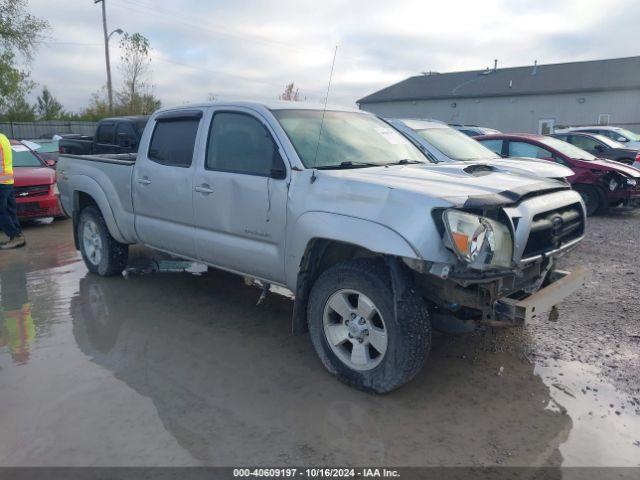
[574, 184, 601, 216]
[307, 258, 431, 393]
[78, 206, 129, 276]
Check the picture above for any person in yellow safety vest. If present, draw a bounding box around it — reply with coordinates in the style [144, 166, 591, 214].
[0, 133, 26, 249]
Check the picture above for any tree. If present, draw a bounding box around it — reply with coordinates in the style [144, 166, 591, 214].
[81, 87, 111, 121]
[0, 0, 49, 115]
[279, 82, 300, 101]
[0, 52, 30, 113]
[116, 32, 160, 114]
[36, 86, 64, 120]
[3, 95, 35, 122]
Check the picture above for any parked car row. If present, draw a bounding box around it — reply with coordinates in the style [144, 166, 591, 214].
[384, 118, 640, 216]
[475, 133, 640, 215]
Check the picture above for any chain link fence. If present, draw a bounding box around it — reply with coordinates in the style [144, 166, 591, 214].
[0, 121, 98, 139]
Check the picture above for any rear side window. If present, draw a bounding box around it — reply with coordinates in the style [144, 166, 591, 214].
[148, 119, 200, 167]
[116, 123, 138, 145]
[569, 135, 600, 151]
[96, 123, 115, 144]
[508, 141, 552, 159]
[206, 112, 280, 176]
[478, 139, 503, 155]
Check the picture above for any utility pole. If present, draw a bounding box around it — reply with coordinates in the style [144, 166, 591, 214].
[95, 0, 114, 113]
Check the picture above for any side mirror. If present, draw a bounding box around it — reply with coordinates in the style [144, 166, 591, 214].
[45, 159, 56, 167]
[270, 168, 286, 179]
[617, 136, 628, 143]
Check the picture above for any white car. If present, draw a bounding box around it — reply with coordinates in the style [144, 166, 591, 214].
[387, 118, 573, 180]
[554, 126, 640, 149]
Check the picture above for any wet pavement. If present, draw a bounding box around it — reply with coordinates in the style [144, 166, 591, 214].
[0, 216, 639, 467]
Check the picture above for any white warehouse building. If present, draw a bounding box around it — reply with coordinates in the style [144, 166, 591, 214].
[357, 56, 640, 134]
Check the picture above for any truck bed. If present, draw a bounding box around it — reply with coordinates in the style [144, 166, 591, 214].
[57, 153, 138, 244]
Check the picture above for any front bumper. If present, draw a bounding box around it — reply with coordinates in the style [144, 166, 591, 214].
[16, 193, 64, 219]
[496, 267, 588, 324]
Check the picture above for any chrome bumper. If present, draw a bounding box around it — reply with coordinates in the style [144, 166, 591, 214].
[496, 267, 588, 324]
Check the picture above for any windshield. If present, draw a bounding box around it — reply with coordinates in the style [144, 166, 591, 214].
[612, 128, 640, 142]
[11, 146, 43, 167]
[591, 134, 625, 148]
[272, 110, 425, 168]
[539, 137, 597, 161]
[415, 127, 500, 160]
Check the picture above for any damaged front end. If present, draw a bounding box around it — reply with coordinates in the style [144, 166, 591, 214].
[404, 191, 588, 331]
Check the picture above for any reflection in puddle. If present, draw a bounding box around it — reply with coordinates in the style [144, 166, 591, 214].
[535, 361, 640, 466]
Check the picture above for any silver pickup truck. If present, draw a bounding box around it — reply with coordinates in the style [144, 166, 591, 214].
[57, 101, 587, 393]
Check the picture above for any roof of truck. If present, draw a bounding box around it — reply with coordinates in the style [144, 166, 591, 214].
[100, 115, 150, 123]
[154, 100, 362, 114]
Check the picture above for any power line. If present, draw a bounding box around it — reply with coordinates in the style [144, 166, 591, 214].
[110, 0, 363, 62]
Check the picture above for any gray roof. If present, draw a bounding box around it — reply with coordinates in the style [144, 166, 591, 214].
[358, 56, 640, 104]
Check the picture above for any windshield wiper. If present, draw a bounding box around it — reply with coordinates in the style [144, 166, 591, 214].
[382, 159, 425, 166]
[315, 161, 379, 169]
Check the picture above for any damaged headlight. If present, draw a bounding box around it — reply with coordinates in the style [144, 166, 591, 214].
[443, 209, 513, 268]
[609, 173, 637, 191]
[609, 177, 619, 191]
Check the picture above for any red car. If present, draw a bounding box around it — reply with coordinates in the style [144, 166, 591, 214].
[476, 134, 640, 215]
[9, 140, 64, 220]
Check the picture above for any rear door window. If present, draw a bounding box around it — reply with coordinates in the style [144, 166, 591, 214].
[148, 118, 200, 167]
[508, 141, 553, 159]
[478, 139, 504, 155]
[569, 135, 600, 151]
[116, 122, 138, 146]
[96, 122, 115, 144]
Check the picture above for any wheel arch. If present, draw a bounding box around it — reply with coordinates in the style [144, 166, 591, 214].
[288, 212, 421, 336]
[70, 177, 128, 248]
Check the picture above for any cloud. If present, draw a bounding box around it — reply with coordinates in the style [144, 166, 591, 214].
[21, 0, 639, 112]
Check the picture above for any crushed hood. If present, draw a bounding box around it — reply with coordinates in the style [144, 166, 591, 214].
[481, 157, 573, 179]
[322, 163, 569, 207]
[572, 157, 640, 178]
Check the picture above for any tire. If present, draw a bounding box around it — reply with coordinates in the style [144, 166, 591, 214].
[77, 206, 129, 276]
[307, 258, 431, 393]
[574, 184, 601, 216]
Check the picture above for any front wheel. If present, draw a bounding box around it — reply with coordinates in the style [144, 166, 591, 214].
[78, 206, 129, 276]
[574, 184, 601, 216]
[307, 258, 431, 393]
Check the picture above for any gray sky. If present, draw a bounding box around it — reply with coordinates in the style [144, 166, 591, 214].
[26, 0, 640, 112]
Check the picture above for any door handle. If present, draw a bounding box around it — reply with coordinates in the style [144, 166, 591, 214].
[137, 178, 152, 185]
[194, 184, 214, 194]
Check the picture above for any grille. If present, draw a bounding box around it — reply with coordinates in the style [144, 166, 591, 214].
[14, 185, 50, 198]
[523, 203, 584, 258]
[17, 202, 50, 217]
